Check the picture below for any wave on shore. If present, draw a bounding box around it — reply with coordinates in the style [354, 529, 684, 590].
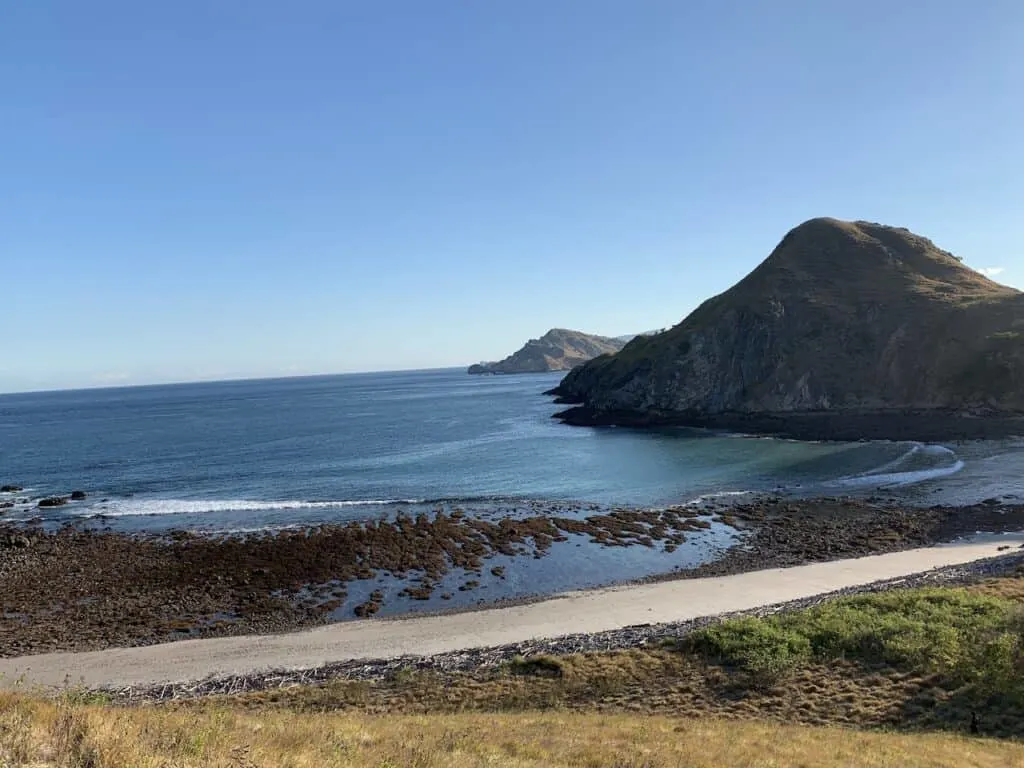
[828, 444, 964, 489]
[80, 498, 430, 517]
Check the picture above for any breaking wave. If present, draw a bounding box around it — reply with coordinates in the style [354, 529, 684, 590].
[828, 444, 965, 489]
[81, 498, 428, 518]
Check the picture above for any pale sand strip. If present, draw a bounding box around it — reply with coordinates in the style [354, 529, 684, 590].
[2, 536, 1021, 690]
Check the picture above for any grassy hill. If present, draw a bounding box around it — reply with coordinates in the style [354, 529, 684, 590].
[552, 218, 1024, 439]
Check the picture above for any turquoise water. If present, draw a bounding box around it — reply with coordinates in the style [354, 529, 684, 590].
[1, 368, 1022, 534]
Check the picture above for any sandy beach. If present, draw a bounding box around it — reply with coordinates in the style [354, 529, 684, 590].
[2, 535, 1020, 691]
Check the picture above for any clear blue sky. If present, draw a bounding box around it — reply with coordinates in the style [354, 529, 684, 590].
[3, 1, 1022, 393]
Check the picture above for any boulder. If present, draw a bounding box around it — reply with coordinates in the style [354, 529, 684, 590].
[38, 496, 69, 508]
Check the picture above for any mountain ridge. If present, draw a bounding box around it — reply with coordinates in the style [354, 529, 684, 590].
[469, 329, 626, 375]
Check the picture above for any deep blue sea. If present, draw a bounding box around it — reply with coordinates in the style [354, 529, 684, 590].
[2, 368, 1024, 535]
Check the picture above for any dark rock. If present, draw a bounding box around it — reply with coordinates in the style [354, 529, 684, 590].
[353, 600, 380, 618]
[0, 501, 13, 510]
[1, 485, 23, 493]
[38, 496, 69, 508]
[70, 490, 88, 501]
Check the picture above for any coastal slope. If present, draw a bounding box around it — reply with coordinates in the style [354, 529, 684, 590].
[469, 328, 626, 374]
[0, 538, 1017, 689]
[551, 218, 1024, 439]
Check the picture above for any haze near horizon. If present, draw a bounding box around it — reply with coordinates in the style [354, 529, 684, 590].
[3, 1, 1022, 393]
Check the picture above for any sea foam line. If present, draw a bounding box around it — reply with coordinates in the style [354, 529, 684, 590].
[828, 444, 965, 489]
[79, 498, 427, 517]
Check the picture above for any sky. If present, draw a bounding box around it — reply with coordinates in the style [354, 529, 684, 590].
[2, 1, 1023, 393]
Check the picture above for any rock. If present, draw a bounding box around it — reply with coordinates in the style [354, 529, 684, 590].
[353, 600, 380, 618]
[38, 496, 69, 508]
[551, 218, 1024, 441]
[1, 485, 23, 493]
[0, 501, 13, 510]
[468, 329, 629, 375]
[70, 490, 87, 501]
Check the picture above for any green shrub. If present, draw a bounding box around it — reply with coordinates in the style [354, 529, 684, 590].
[686, 617, 811, 683]
[687, 589, 1022, 686]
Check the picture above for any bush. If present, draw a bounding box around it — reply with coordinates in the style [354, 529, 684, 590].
[508, 655, 566, 679]
[686, 617, 811, 683]
[686, 589, 1023, 686]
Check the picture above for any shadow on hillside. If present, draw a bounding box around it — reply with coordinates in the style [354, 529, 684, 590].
[897, 683, 1024, 739]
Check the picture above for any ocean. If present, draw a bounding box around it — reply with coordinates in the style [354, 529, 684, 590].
[2, 367, 1023, 535]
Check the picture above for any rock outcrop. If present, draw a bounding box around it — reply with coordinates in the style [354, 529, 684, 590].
[469, 329, 626, 375]
[550, 218, 1024, 440]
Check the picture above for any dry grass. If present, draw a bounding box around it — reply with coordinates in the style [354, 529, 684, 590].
[225, 649, 1014, 736]
[5, 574, 1024, 766]
[220, 577, 1024, 739]
[968, 574, 1024, 603]
[1, 692, 1023, 768]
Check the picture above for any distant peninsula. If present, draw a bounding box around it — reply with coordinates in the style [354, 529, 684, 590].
[549, 218, 1024, 440]
[469, 329, 627, 375]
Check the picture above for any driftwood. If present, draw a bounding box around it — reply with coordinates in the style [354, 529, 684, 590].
[105, 550, 1024, 704]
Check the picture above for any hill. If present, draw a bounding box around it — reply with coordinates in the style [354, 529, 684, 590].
[550, 218, 1024, 439]
[468, 328, 626, 375]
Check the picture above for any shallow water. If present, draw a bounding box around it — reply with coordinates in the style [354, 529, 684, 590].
[2, 369, 1023, 535]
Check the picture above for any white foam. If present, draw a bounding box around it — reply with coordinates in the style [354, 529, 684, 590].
[828, 444, 964, 489]
[864, 443, 922, 474]
[81, 498, 425, 518]
[683, 490, 753, 507]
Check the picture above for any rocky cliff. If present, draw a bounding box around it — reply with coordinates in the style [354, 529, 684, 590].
[469, 329, 626, 375]
[550, 218, 1024, 440]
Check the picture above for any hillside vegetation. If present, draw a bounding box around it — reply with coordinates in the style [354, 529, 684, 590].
[2, 696, 1022, 767]
[469, 328, 625, 374]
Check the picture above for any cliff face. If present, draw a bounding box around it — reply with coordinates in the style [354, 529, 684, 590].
[469, 329, 626, 375]
[552, 218, 1024, 439]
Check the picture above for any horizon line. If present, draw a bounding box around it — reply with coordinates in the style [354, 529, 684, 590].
[0, 365, 519, 398]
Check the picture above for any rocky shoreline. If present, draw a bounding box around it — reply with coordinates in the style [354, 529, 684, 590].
[2, 494, 1024, 658]
[110, 550, 1024, 703]
[551, 405, 1024, 442]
